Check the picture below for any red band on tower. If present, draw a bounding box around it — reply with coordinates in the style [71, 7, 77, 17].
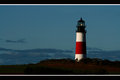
[75, 42, 86, 54]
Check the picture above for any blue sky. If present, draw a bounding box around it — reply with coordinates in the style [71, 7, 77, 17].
[0, 5, 120, 51]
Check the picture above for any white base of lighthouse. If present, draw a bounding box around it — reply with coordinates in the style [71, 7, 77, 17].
[75, 54, 86, 62]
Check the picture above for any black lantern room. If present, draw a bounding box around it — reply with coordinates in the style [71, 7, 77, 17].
[76, 18, 86, 32]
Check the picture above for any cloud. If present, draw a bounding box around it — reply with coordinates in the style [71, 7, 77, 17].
[87, 46, 104, 51]
[0, 47, 120, 65]
[5, 39, 26, 43]
[15, 48, 73, 53]
[0, 47, 73, 53]
[87, 47, 120, 61]
[0, 48, 73, 65]
[0, 47, 13, 51]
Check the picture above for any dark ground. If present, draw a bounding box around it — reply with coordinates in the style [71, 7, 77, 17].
[0, 58, 120, 74]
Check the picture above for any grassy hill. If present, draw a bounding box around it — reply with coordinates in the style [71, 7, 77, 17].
[1, 58, 120, 74]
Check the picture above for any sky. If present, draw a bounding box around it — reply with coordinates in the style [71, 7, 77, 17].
[0, 5, 120, 51]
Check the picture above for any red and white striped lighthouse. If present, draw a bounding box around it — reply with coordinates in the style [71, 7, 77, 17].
[75, 18, 87, 62]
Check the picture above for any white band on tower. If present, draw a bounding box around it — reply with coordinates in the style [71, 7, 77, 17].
[76, 32, 84, 42]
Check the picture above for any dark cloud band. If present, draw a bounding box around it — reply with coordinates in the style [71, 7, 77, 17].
[5, 39, 26, 43]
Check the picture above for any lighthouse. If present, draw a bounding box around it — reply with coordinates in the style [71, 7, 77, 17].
[75, 18, 87, 62]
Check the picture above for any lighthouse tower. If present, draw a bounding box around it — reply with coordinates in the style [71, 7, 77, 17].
[75, 18, 87, 62]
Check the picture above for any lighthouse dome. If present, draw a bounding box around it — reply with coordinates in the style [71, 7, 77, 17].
[77, 18, 85, 27]
[78, 18, 85, 22]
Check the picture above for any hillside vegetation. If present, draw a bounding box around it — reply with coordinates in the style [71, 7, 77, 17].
[1, 58, 120, 74]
